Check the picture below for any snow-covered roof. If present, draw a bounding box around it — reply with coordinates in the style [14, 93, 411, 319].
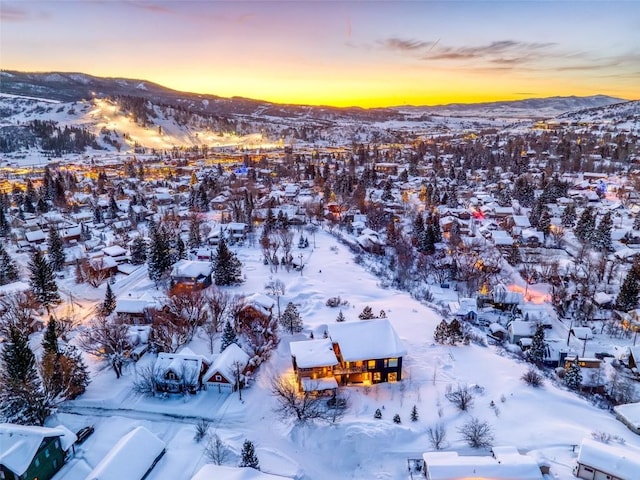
[102, 245, 127, 257]
[614, 402, 640, 430]
[571, 327, 594, 340]
[0, 423, 76, 476]
[191, 465, 289, 480]
[289, 338, 338, 368]
[508, 321, 534, 336]
[85, 426, 166, 480]
[115, 298, 153, 314]
[25, 229, 46, 242]
[170, 259, 212, 278]
[204, 343, 250, 383]
[423, 447, 543, 480]
[301, 376, 338, 392]
[328, 319, 406, 362]
[577, 438, 640, 479]
[155, 349, 204, 381]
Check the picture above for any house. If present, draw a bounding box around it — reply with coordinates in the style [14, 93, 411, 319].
[203, 343, 250, 393]
[422, 446, 544, 480]
[614, 401, 640, 435]
[0, 423, 77, 480]
[627, 345, 640, 370]
[448, 298, 478, 322]
[564, 356, 605, 391]
[328, 319, 406, 385]
[288, 319, 405, 389]
[289, 338, 339, 393]
[575, 438, 640, 480]
[154, 347, 209, 393]
[236, 293, 274, 333]
[85, 426, 166, 480]
[170, 260, 213, 290]
[115, 298, 155, 324]
[507, 320, 534, 344]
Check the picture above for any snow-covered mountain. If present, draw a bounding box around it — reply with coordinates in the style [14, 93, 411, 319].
[557, 100, 640, 132]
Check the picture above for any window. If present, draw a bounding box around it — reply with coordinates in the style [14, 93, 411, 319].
[388, 358, 398, 368]
[167, 371, 177, 380]
[35, 458, 40, 467]
[367, 360, 376, 370]
[388, 372, 398, 382]
[215, 375, 222, 381]
[45, 447, 50, 458]
[373, 372, 381, 382]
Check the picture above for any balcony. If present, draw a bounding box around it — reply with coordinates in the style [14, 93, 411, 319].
[333, 365, 365, 375]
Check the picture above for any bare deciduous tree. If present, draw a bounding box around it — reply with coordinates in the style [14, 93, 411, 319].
[427, 423, 447, 450]
[270, 375, 344, 424]
[445, 384, 475, 411]
[0, 292, 40, 337]
[205, 434, 231, 465]
[78, 315, 131, 378]
[458, 417, 494, 448]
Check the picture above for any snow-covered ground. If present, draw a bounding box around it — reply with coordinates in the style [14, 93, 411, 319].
[42, 228, 640, 480]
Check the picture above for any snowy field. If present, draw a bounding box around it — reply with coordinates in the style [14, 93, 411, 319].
[40, 227, 640, 480]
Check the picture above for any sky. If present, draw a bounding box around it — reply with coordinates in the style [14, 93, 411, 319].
[1, 1, 639, 107]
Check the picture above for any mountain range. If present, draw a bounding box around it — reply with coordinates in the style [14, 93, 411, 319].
[0, 70, 630, 121]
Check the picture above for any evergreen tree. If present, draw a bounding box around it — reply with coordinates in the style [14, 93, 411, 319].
[47, 225, 65, 272]
[615, 267, 640, 312]
[28, 250, 60, 311]
[336, 310, 345, 322]
[393, 413, 401, 424]
[147, 222, 172, 285]
[592, 212, 613, 251]
[0, 242, 19, 285]
[527, 325, 545, 366]
[213, 238, 243, 286]
[220, 321, 237, 352]
[634, 211, 640, 230]
[0, 327, 49, 425]
[564, 358, 583, 391]
[561, 203, 577, 228]
[433, 320, 450, 344]
[42, 317, 59, 355]
[374, 408, 382, 419]
[410, 405, 419, 422]
[448, 319, 464, 345]
[130, 235, 147, 265]
[239, 439, 260, 470]
[575, 207, 596, 244]
[61, 345, 90, 399]
[358, 306, 376, 320]
[188, 213, 202, 248]
[538, 207, 551, 240]
[280, 302, 303, 334]
[100, 283, 117, 317]
[0, 207, 9, 237]
[506, 244, 522, 266]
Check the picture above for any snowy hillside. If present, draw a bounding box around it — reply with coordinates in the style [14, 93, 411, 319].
[557, 100, 640, 133]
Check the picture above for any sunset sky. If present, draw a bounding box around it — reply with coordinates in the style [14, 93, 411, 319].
[2, 1, 639, 107]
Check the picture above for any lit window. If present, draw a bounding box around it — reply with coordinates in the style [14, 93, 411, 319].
[388, 358, 398, 368]
[367, 360, 376, 369]
[373, 372, 381, 382]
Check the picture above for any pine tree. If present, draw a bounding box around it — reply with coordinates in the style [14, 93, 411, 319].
[61, 345, 90, 399]
[42, 317, 59, 355]
[28, 249, 60, 311]
[616, 267, 639, 312]
[0, 242, 19, 285]
[506, 244, 522, 266]
[213, 238, 242, 286]
[100, 283, 117, 317]
[336, 310, 345, 322]
[410, 405, 419, 422]
[575, 207, 596, 244]
[564, 358, 583, 391]
[448, 319, 463, 345]
[0, 207, 10, 237]
[393, 413, 401, 424]
[239, 439, 260, 469]
[47, 226, 65, 272]
[147, 222, 172, 285]
[188, 213, 202, 248]
[130, 236, 147, 265]
[280, 302, 303, 334]
[538, 207, 551, 240]
[0, 327, 49, 425]
[528, 325, 545, 365]
[433, 320, 450, 344]
[561, 203, 577, 228]
[634, 211, 640, 230]
[592, 212, 613, 251]
[358, 306, 376, 320]
[220, 321, 237, 352]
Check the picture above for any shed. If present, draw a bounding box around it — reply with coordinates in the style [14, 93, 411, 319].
[614, 402, 640, 435]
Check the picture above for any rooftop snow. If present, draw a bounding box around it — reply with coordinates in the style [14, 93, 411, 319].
[328, 319, 406, 362]
[289, 338, 338, 368]
[577, 438, 640, 479]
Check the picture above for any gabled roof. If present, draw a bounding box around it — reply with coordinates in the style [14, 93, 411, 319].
[170, 259, 213, 279]
[204, 343, 250, 383]
[85, 426, 165, 480]
[289, 338, 338, 368]
[328, 319, 406, 362]
[577, 438, 640, 479]
[155, 349, 205, 380]
[191, 464, 290, 480]
[0, 423, 76, 476]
